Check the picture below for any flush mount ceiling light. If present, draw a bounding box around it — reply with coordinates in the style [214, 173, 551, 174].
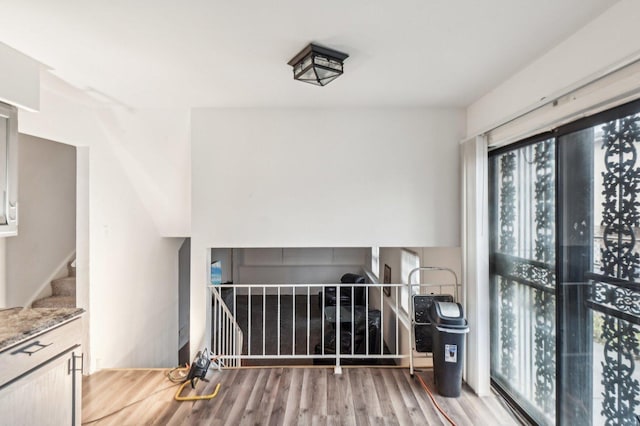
[287, 43, 349, 87]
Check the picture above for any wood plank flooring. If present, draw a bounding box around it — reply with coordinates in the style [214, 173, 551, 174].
[82, 367, 521, 425]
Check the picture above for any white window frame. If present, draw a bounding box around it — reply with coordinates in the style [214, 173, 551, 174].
[371, 246, 379, 278]
[400, 249, 420, 312]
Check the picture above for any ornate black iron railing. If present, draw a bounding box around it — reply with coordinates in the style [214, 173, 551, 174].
[594, 114, 640, 426]
[499, 152, 517, 382]
[533, 139, 556, 414]
[585, 272, 640, 426]
[491, 138, 557, 423]
[585, 272, 640, 326]
[490, 265, 557, 422]
[492, 253, 555, 294]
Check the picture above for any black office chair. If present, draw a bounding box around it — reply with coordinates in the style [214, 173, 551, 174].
[318, 273, 366, 310]
[314, 308, 382, 360]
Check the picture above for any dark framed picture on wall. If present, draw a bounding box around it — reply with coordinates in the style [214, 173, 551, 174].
[383, 264, 391, 296]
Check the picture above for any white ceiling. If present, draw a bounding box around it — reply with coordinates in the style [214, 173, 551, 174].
[0, 0, 618, 109]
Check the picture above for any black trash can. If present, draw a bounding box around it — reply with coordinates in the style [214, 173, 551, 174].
[429, 301, 469, 397]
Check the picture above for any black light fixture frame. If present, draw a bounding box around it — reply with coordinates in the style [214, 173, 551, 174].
[287, 43, 349, 86]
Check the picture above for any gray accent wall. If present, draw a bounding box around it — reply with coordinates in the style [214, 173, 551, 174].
[7, 134, 76, 306]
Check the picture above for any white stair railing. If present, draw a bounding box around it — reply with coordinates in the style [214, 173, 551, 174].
[210, 286, 244, 367]
[208, 283, 411, 369]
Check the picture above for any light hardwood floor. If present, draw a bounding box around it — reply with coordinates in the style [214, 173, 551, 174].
[82, 367, 521, 425]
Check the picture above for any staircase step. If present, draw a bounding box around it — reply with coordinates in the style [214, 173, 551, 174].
[52, 277, 76, 296]
[32, 295, 76, 309]
[67, 260, 76, 277]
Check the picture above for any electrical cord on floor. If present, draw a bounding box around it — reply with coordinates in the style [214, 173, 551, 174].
[83, 357, 222, 424]
[167, 355, 220, 384]
[414, 370, 457, 426]
[167, 365, 190, 383]
[81, 382, 181, 425]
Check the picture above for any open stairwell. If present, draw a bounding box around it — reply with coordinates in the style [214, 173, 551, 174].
[32, 261, 76, 308]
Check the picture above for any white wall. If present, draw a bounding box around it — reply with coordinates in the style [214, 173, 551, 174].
[20, 74, 191, 238]
[234, 247, 367, 284]
[6, 134, 76, 306]
[189, 107, 466, 356]
[76, 146, 90, 373]
[0, 43, 40, 307]
[467, 0, 640, 136]
[18, 72, 187, 369]
[0, 42, 39, 111]
[192, 108, 465, 247]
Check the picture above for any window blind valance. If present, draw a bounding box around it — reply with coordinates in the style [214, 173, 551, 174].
[486, 57, 640, 150]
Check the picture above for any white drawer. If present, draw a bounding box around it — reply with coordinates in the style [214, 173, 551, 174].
[0, 318, 81, 388]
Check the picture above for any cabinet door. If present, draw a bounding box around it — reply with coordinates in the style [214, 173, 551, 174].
[0, 351, 75, 425]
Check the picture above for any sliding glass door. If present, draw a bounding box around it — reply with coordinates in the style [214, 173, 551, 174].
[490, 137, 556, 424]
[558, 106, 640, 425]
[489, 99, 640, 425]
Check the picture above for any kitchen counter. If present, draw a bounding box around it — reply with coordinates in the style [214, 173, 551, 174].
[0, 307, 84, 425]
[0, 307, 84, 351]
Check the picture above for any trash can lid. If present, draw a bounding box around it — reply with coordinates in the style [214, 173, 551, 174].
[429, 301, 467, 327]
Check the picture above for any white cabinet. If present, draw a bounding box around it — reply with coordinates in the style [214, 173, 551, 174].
[0, 101, 18, 236]
[0, 318, 82, 425]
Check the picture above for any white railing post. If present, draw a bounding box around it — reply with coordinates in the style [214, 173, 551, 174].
[395, 286, 399, 357]
[277, 286, 281, 356]
[248, 287, 252, 357]
[262, 286, 266, 357]
[335, 284, 342, 375]
[306, 285, 311, 356]
[292, 286, 296, 356]
[209, 285, 244, 367]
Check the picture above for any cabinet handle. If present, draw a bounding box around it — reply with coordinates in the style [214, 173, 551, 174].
[68, 352, 84, 374]
[10, 340, 52, 356]
[8, 202, 17, 221]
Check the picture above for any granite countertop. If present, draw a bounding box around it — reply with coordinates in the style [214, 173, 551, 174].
[0, 307, 84, 351]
